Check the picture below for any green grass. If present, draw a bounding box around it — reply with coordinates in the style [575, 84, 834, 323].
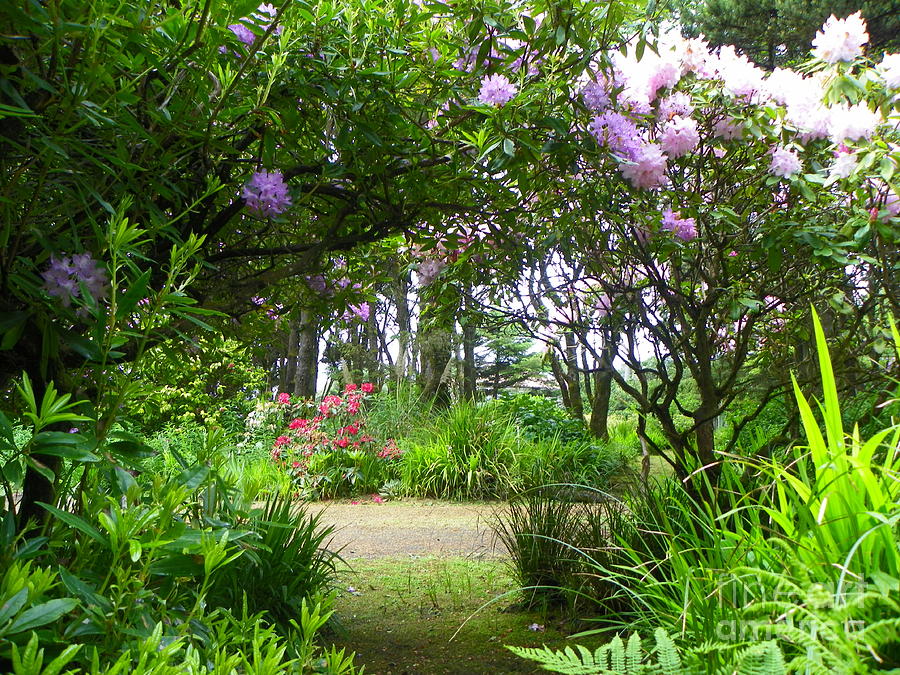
[328, 557, 605, 674]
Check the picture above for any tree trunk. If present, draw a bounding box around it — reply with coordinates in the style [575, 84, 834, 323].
[281, 320, 298, 393]
[461, 317, 477, 400]
[392, 264, 413, 382]
[418, 284, 458, 407]
[588, 339, 616, 440]
[293, 308, 319, 399]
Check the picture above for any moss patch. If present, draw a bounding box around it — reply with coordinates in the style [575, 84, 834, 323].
[328, 557, 599, 674]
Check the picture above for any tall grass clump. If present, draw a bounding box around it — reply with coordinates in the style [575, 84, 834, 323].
[401, 400, 520, 499]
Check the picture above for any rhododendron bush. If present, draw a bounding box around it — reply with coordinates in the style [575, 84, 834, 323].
[270, 384, 402, 498]
[466, 12, 900, 479]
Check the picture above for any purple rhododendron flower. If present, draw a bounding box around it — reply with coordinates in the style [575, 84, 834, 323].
[661, 208, 698, 240]
[41, 253, 109, 307]
[242, 170, 292, 217]
[581, 80, 609, 111]
[812, 12, 868, 64]
[349, 302, 370, 322]
[228, 23, 256, 46]
[589, 111, 643, 160]
[478, 74, 517, 106]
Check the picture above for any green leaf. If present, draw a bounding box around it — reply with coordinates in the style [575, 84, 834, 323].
[0, 312, 27, 351]
[0, 410, 15, 447]
[148, 554, 204, 577]
[128, 539, 142, 563]
[0, 588, 28, 625]
[25, 457, 55, 483]
[113, 466, 138, 495]
[7, 598, 78, 634]
[37, 502, 105, 545]
[117, 269, 152, 320]
[1, 459, 23, 486]
[58, 568, 110, 613]
[176, 465, 209, 490]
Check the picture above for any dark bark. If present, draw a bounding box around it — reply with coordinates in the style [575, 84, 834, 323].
[293, 308, 319, 398]
[281, 320, 298, 393]
[588, 339, 617, 441]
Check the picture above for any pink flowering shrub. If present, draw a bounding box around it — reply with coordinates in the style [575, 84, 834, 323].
[270, 383, 402, 498]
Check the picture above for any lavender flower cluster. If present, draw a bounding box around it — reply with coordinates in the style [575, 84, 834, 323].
[41, 253, 109, 308]
[242, 170, 292, 217]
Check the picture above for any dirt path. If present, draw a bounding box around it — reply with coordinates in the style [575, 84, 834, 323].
[307, 499, 574, 674]
[308, 499, 507, 559]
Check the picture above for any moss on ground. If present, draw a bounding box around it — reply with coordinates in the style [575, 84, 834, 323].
[327, 556, 602, 674]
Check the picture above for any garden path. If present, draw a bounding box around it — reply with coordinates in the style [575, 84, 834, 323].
[307, 499, 506, 559]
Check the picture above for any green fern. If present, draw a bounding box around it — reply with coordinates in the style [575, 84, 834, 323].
[509, 629, 792, 675]
[507, 629, 682, 674]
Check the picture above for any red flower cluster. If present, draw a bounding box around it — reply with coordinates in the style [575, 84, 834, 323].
[271, 384, 398, 482]
[377, 439, 403, 460]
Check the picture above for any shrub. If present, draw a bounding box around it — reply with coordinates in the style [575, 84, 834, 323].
[400, 400, 520, 499]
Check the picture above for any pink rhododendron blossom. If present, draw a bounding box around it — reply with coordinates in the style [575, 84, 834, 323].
[661, 209, 697, 240]
[660, 116, 700, 157]
[361, 382, 375, 393]
[657, 93, 694, 120]
[277, 392, 291, 404]
[812, 12, 868, 63]
[274, 435, 291, 447]
[619, 143, 668, 189]
[242, 170, 292, 217]
[827, 103, 881, 143]
[646, 61, 681, 101]
[714, 46, 765, 99]
[713, 118, 743, 141]
[764, 68, 806, 105]
[878, 53, 900, 89]
[769, 146, 802, 178]
[372, 495, 385, 504]
[829, 149, 858, 179]
[478, 74, 517, 106]
[595, 293, 613, 318]
[417, 259, 445, 286]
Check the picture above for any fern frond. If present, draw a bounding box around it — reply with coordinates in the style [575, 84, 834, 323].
[609, 636, 626, 672]
[626, 633, 642, 672]
[507, 644, 609, 674]
[732, 640, 786, 675]
[653, 628, 682, 675]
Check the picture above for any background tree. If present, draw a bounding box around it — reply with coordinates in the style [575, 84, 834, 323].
[677, 0, 900, 68]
